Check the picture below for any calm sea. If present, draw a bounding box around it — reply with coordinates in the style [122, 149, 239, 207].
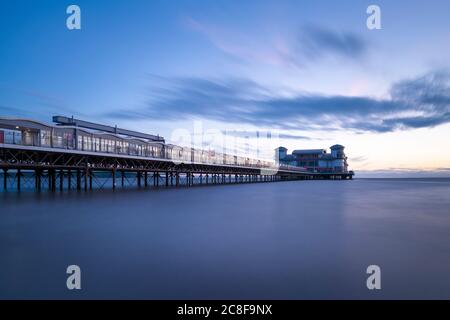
[1, 178, 450, 299]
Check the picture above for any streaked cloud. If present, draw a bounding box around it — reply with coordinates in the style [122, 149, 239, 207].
[185, 18, 368, 68]
[298, 25, 367, 61]
[349, 156, 368, 163]
[103, 70, 450, 133]
[221, 130, 312, 140]
[357, 168, 450, 178]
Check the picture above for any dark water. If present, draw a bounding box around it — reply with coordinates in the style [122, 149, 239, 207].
[1, 178, 450, 299]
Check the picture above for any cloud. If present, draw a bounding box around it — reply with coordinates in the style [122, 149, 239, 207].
[356, 168, 450, 178]
[102, 70, 450, 133]
[184, 18, 368, 68]
[0, 86, 84, 120]
[184, 17, 286, 67]
[278, 133, 312, 140]
[349, 156, 368, 163]
[298, 25, 367, 60]
[222, 130, 312, 140]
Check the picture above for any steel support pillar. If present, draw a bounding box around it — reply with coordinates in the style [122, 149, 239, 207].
[76, 169, 81, 191]
[68, 170, 71, 190]
[36, 169, 41, 191]
[60, 170, 64, 191]
[52, 169, 56, 192]
[17, 169, 21, 191]
[3, 169, 7, 190]
[137, 171, 141, 187]
[84, 168, 88, 191]
[112, 169, 116, 190]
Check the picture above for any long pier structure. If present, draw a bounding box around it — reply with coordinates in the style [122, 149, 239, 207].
[0, 116, 353, 192]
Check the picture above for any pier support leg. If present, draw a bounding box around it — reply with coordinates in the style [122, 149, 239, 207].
[112, 169, 116, 190]
[17, 169, 21, 191]
[51, 169, 56, 192]
[84, 168, 88, 191]
[48, 170, 52, 190]
[3, 169, 7, 190]
[76, 169, 81, 191]
[36, 169, 41, 191]
[60, 170, 64, 191]
[121, 171, 125, 187]
[68, 170, 71, 190]
[137, 171, 141, 188]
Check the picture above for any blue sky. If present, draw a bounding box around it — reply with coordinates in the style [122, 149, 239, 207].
[1, 0, 450, 176]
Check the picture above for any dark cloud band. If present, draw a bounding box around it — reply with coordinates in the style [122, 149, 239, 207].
[103, 70, 450, 133]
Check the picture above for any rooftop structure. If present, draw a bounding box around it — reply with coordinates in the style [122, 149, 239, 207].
[53, 116, 165, 143]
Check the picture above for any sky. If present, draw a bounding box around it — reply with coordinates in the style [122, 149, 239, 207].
[0, 0, 449, 177]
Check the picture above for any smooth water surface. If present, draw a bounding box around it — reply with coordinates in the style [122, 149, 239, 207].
[1, 178, 450, 299]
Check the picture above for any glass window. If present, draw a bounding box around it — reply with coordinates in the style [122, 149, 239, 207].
[64, 132, 74, 148]
[78, 136, 83, 150]
[94, 137, 100, 152]
[40, 130, 51, 147]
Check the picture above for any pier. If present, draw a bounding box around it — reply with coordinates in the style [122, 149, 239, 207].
[0, 144, 352, 192]
[0, 116, 353, 192]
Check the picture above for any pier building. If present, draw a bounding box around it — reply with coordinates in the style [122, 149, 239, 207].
[275, 145, 349, 173]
